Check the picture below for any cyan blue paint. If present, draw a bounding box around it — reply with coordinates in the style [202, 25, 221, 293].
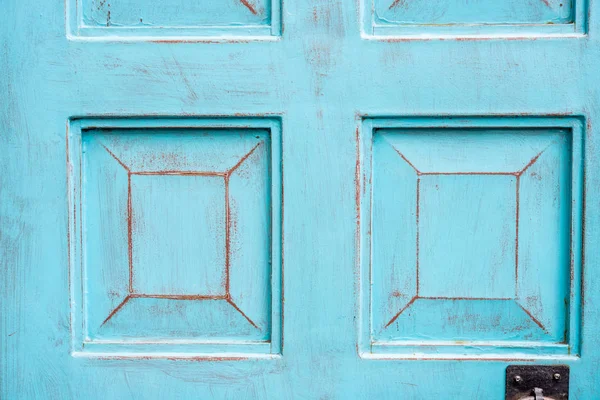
[68, 0, 281, 39]
[2, 0, 600, 397]
[376, 0, 574, 26]
[360, 117, 583, 361]
[69, 118, 281, 356]
[365, 0, 587, 37]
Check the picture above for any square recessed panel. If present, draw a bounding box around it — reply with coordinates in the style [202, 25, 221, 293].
[419, 174, 517, 299]
[68, 117, 282, 358]
[67, 0, 281, 39]
[358, 117, 583, 359]
[131, 175, 226, 296]
[362, 0, 586, 37]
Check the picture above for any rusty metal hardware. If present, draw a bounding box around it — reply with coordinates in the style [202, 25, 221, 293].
[517, 387, 553, 400]
[506, 365, 569, 400]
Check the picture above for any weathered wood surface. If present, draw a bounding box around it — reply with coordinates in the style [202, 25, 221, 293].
[2, 0, 600, 397]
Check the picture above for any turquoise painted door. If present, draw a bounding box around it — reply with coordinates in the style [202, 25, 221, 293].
[2, 0, 599, 398]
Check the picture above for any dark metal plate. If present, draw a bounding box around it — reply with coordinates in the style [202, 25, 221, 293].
[506, 365, 569, 400]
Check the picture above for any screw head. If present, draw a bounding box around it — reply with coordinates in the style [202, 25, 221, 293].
[553, 373, 561, 381]
[514, 375, 523, 383]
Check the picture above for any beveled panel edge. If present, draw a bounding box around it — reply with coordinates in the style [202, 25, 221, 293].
[65, 0, 282, 41]
[67, 115, 283, 357]
[359, 0, 588, 40]
[355, 114, 585, 360]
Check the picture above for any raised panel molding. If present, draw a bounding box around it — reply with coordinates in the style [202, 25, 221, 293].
[67, 0, 281, 40]
[67, 117, 282, 358]
[361, 0, 587, 38]
[357, 116, 584, 359]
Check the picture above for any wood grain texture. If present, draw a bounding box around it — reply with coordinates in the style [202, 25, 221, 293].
[365, 0, 586, 37]
[361, 118, 582, 358]
[67, 119, 281, 355]
[1, 0, 600, 397]
[67, 0, 281, 38]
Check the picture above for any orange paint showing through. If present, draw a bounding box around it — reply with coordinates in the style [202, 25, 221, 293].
[227, 142, 262, 176]
[131, 294, 227, 300]
[224, 175, 231, 296]
[132, 171, 225, 176]
[98, 141, 265, 334]
[517, 150, 545, 176]
[239, 0, 258, 15]
[127, 173, 134, 293]
[517, 303, 548, 332]
[227, 297, 259, 329]
[102, 144, 131, 172]
[101, 295, 132, 326]
[415, 178, 420, 295]
[384, 296, 516, 329]
[393, 148, 420, 174]
[385, 296, 417, 328]
[101, 295, 229, 326]
[388, 0, 407, 10]
[420, 296, 513, 301]
[419, 171, 517, 176]
[515, 176, 520, 297]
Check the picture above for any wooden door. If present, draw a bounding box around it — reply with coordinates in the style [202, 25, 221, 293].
[2, 0, 599, 397]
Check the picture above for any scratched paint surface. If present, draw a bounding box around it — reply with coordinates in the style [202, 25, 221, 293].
[362, 121, 580, 357]
[72, 124, 278, 351]
[83, 0, 270, 27]
[3, 0, 600, 397]
[377, 0, 574, 25]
